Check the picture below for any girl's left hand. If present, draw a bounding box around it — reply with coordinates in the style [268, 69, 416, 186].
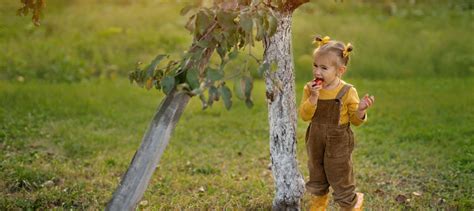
[358, 94, 375, 111]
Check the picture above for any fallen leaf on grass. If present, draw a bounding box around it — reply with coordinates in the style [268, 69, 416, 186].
[139, 200, 148, 206]
[41, 180, 54, 188]
[437, 198, 446, 205]
[376, 181, 390, 186]
[412, 191, 422, 196]
[198, 186, 205, 192]
[239, 176, 249, 181]
[395, 194, 408, 203]
[374, 189, 385, 196]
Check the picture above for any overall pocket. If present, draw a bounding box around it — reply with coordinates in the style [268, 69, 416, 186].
[326, 132, 350, 158]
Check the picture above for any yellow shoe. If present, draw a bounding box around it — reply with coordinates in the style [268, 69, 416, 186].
[353, 192, 364, 211]
[309, 194, 329, 211]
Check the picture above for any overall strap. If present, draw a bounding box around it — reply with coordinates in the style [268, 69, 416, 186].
[335, 84, 353, 101]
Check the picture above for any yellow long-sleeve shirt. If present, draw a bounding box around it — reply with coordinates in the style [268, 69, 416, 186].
[299, 80, 367, 126]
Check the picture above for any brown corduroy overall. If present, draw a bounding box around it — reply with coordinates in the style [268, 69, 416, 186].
[305, 84, 357, 208]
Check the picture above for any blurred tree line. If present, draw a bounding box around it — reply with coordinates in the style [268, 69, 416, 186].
[1, 0, 472, 82]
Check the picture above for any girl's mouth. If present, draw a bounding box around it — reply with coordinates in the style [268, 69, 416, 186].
[312, 77, 324, 87]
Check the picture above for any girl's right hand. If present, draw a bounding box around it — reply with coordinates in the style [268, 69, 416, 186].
[306, 80, 322, 105]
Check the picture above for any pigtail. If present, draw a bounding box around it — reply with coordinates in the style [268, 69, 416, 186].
[312, 35, 331, 48]
[343, 43, 353, 58]
[312, 36, 354, 66]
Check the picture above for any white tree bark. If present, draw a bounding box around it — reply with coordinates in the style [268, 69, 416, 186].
[263, 11, 305, 210]
[106, 89, 190, 210]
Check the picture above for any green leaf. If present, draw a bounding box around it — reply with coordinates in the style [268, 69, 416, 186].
[219, 84, 232, 110]
[262, 11, 269, 32]
[208, 85, 219, 106]
[180, 5, 194, 16]
[154, 78, 161, 90]
[237, 28, 247, 49]
[233, 77, 245, 100]
[161, 75, 175, 95]
[243, 76, 253, 100]
[217, 10, 236, 30]
[213, 29, 224, 43]
[216, 45, 226, 60]
[226, 32, 239, 48]
[239, 13, 253, 34]
[245, 98, 254, 108]
[255, 15, 265, 41]
[196, 40, 210, 48]
[195, 10, 212, 35]
[233, 75, 253, 101]
[146, 54, 168, 77]
[258, 62, 270, 76]
[128, 71, 135, 84]
[186, 68, 200, 89]
[206, 67, 224, 82]
[267, 14, 278, 36]
[199, 94, 208, 110]
[228, 46, 239, 60]
[185, 14, 196, 32]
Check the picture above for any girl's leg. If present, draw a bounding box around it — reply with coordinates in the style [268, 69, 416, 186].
[324, 155, 357, 209]
[305, 126, 330, 195]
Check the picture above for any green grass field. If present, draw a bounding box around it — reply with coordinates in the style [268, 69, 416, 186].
[1, 78, 473, 209]
[1, 0, 473, 209]
[1, 0, 472, 82]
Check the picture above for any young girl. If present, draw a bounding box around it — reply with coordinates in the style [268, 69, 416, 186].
[299, 36, 374, 211]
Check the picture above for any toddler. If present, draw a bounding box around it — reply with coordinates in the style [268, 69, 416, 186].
[299, 36, 375, 211]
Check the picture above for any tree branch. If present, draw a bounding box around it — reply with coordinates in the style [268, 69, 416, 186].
[283, 0, 310, 12]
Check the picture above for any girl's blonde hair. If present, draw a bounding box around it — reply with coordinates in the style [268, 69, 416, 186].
[312, 35, 353, 67]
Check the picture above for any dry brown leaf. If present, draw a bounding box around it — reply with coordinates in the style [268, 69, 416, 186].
[395, 194, 408, 203]
[198, 186, 205, 192]
[374, 188, 385, 196]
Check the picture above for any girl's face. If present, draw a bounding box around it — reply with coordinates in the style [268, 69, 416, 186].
[312, 52, 343, 86]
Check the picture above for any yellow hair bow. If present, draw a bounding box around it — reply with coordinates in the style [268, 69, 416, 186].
[312, 36, 331, 47]
[343, 43, 352, 58]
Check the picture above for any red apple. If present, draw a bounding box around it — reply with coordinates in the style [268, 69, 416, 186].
[312, 78, 324, 87]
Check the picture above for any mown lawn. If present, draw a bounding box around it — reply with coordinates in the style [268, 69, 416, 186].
[1, 77, 472, 209]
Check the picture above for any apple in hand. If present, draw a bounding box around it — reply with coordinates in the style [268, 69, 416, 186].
[312, 77, 324, 87]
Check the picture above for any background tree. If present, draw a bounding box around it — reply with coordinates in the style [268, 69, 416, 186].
[18, 0, 310, 209]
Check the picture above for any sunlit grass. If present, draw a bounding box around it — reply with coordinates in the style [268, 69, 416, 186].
[1, 77, 472, 209]
[0, 0, 472, 82]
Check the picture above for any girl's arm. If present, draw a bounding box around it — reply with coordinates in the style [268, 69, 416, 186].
[357, 94, 375, 119]
[299, 85, 317, 122]
[347, 87, 367, 126]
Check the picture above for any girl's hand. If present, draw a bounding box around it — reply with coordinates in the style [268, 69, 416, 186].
[358, 94, 375, 111]
[305, 80, 322, 105]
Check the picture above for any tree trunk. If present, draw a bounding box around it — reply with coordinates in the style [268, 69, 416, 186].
[263, 11, 305, 210]
[106, 89, 190, 210]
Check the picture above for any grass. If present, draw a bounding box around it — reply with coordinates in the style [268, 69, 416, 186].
[1, 77, 473, 209]
[1, 0, 473, 82]
[1, 0, 472, 209]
